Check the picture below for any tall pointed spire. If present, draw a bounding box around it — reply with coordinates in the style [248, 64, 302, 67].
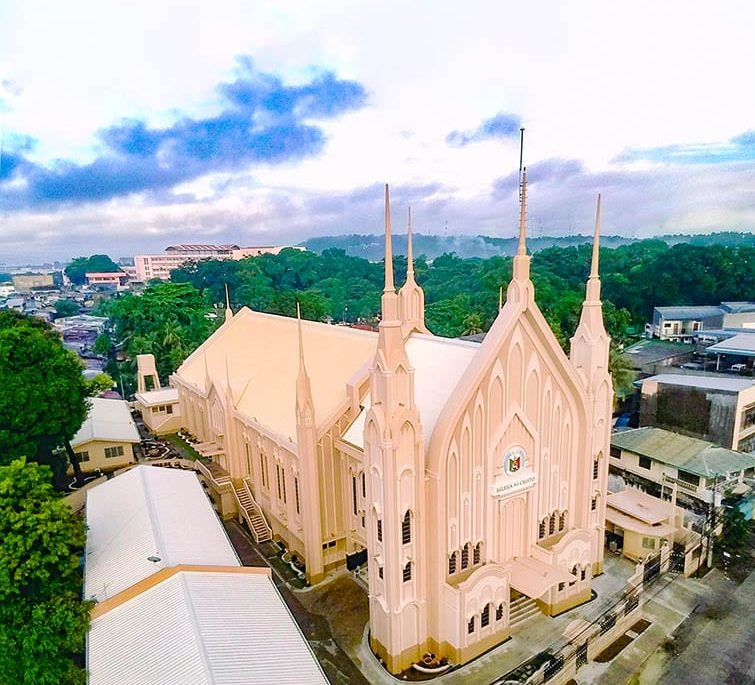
[224, 354, 235, 407]
[406, 206, 415, 281]
[381, 184, 400, 323]
[586, 193, 602, 302]
[224, 283, 233, 323]
[512, 167, 531, 281]
[203, 351, 211, 393]
[296, 302, 307, 371]
[295, 302, 315, 428]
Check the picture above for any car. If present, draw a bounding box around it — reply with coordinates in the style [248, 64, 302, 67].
[730, 363, 747, 372]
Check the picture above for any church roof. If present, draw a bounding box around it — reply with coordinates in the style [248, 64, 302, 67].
[175, 308, 378, 440]
[342, 333, 479, 451]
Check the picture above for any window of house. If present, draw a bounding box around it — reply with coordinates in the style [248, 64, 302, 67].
[377, 519, 383, 542]
[361, 472, 366, 498]
[559, 511, 566, 531]
[104, 445, 124, 458]
[260, 453, 267, 488]
[496, 604, 504, 621]
[448, 551, 457, 574]
[294, 477, 300, 514]
[352, 476, 358, 516]
[402, 511, 411, 545]
[638, 456, 652, 470]
[549, 513, 556, 535]
[642, 537, 655, 549]
[403, 562, 412, 582]
[591, 496, 598, 511]
[593, 459, 599, 479]
[678, 470, 700, 487]
[571, 565, 579, 585]
[166, 405, 173, 414]
[539, 519, 546, 538]
[467, 616, 475, 634]
[378, 566, 383, 579]
[610, 446, 621, 458]
[461, 544, 469, 570]
[481, 604, 490, 628]
[473, 542, 481, 565]
[76, 451, 89, 463]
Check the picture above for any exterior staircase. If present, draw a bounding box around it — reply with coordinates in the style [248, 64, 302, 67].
[509, 595, 540, 629]
[233, 479, 273, 543]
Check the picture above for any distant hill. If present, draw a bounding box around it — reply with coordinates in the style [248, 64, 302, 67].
[300, 231, 755, 261]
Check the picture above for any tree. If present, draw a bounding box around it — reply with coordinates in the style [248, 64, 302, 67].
[91, 332, 112, 358]
[85, 372, 115, 396]
[64, 254, 121, 285]
[0, 458, 91, 684]
[608, 345, 635, 399]
[0, 311, 90, 483]
[54, 299, 80, 318]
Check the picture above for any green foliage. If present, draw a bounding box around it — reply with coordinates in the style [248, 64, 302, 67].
[719, 507, 750, 552]
[608, 346, 635, 399]
[85, 372, 115, 396]
[0, 311, 89, 471]
[54, 299, 80, 318]
[100, 282, 218, 394]
[91, 332, 112, 357]
[64, 254, 121, 285]
[0, 459, 91, 684]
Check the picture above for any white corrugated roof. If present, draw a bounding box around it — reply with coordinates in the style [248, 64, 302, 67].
[706, 333, 755, 357]
[87, 570, 328, 685]
[85, 466, 239, 601]
[342, 333, 479, 450]
[135, 387, 180, 405]
[71, 397, 140, 448]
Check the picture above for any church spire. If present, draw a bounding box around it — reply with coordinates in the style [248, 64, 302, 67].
[512, 167, 531, 282]
[295, 302, 314, 425]
[224, 283, 233, 323]
[586, 194, 602, 302]
[224, 354, 235, 407]
[398, 204, 429, 335]
[381, 184, 400, 323]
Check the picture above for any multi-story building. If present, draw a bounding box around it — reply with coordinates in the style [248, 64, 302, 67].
[134, 244, 301, 280]
[646, 302, 755, 343]
[609, 427, 755, 512]
[85, 271, 129, 288]
[640, 374, 755, 452]
[170, 182, 612, 674]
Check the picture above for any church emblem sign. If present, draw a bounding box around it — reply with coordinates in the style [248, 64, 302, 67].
[491, 445, 537, 498]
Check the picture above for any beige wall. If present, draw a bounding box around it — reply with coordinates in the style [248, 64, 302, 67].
[70, 439, 136, 474]
[138, 401, 181, 435]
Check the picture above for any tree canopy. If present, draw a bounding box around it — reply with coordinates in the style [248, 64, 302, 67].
[0, 312, 90, 477]
[64, 255, 121, 285]
[0, 458, 91, 684]
[54, 299, 80, 318]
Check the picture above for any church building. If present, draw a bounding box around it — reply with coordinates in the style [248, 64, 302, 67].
[171, 174, 612, 673]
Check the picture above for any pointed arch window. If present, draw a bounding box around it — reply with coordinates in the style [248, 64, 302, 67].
[593, 458, 600, 480]
[403, 561, 412, 582]
[474, 542, 482, 565]
[402, 510, 412, 545]
[539, 519, 547, 539]
[467, 616, 475, 634]
[559, 511, 567, 531]
[448, 551, 458, 575]
[581, 566, 587, 581]
[571, 565, 579, 585]
[377, 519, 383, 543]
[351, 476, 358, 516]
[361, 471, 366, 498]
[481, 604, 491, 628]
[591, 495, 598, 511]
[461, 543, 470, 570]
[294, 477, 300, 514]
[496, 604, 504, 621]
[549, 512, 556, 535]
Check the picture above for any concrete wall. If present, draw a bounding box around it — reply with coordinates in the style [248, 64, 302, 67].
[69, 439, 136, 474]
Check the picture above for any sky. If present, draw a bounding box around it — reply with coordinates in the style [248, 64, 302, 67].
[1, 1, 754, 263]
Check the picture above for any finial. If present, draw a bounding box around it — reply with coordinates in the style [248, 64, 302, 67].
[224, 283, 233, 323]
[518, 167, 527, 256]
[224, 354, 235, 406]
[406, 206, 414, 279]
[590, 194, 601, 279]
[384, 184, 394, 293]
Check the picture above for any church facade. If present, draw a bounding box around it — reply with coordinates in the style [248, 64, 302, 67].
[171, 176, 612, 673]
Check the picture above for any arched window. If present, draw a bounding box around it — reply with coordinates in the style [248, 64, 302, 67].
[467, 616, 475, 634]
[481, 604, 491, 628]
[377, 518, 383, 542]
[448, 551, 458, 575]
[474, 542, 482, 565]
[581, 566, 587, 581]
[593, 458, 600, 480]
[496, 604, 504, 621]
[461, 543, 470, 570]
[571, 564, 579, 585]
[549, 512, 556, 535]
[559, 511, 567, 531]
[591, 495, 598, 511]
[402, 510, 411, 544]
[539, 519, 547, 538]
[403, 561, 412, 582]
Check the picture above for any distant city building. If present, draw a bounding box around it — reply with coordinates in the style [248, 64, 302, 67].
[70, 398, 140, 474]
[134, 243, 301, 280]
[85, 271, 129, 288]
[0, 284, 15, 297]
[623, 338, 693, 376]
[12, 273, 54, 292]
[646, 302, 755, 343]
[640, 374, 755, 452]
[703, 333, 755, 373]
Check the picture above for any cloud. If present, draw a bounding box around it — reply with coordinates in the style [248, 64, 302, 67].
[0, 58, 366, 209]
[446, 112, 521, 148]
[615, 130, 755, 165]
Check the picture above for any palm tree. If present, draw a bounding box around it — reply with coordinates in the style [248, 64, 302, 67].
[608, 345, 635, 399]
[462, 313, 485, 336]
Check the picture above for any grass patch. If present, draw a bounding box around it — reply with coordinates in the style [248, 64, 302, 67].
[163, 433, 203, 461]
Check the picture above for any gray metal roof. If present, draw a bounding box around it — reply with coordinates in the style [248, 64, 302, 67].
[720, 302, 755, 313]
[705, 333, 755, 358]
[654, 305, 724, 321]
[611, 427, 755, 477]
